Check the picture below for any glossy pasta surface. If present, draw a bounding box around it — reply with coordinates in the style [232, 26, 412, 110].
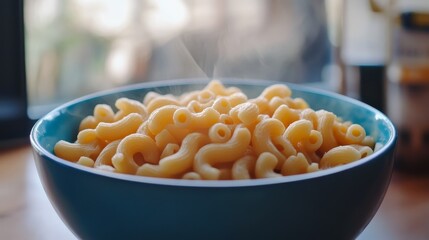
[54, 80, 376, 180]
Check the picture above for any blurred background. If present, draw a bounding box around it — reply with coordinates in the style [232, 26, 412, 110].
[24, 0, 334, 118]
[1, 0, 429, 168]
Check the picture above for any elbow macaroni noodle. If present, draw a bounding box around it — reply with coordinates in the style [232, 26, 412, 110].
[54, 80, 378, 180]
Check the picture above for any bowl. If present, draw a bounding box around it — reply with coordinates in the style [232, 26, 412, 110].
[30, 79, 397, 240]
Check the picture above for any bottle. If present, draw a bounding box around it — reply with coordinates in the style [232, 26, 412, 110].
[384, 0, 429, 172]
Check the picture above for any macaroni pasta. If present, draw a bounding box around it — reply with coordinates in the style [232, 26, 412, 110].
[54, 80, 377, 180]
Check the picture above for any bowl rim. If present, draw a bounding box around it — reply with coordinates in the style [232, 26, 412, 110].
[30, 78, 397, 188]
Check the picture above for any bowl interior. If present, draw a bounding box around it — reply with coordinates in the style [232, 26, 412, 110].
[31, 79, 396, 184]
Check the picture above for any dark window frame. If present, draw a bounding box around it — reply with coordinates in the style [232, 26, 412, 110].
[0, 0, 34, 147]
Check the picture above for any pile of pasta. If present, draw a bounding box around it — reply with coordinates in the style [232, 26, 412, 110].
[54, 80, 376, 180]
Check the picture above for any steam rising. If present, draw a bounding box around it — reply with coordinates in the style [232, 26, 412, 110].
[165, 0, 330, 84]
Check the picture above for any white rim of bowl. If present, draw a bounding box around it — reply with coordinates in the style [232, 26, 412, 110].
[30, 78, 397, 188]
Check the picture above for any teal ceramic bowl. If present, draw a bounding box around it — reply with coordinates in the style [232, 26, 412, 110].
[30, 79, 396, 240]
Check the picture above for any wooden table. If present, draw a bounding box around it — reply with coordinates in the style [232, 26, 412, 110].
[1, 145, 429, 240]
